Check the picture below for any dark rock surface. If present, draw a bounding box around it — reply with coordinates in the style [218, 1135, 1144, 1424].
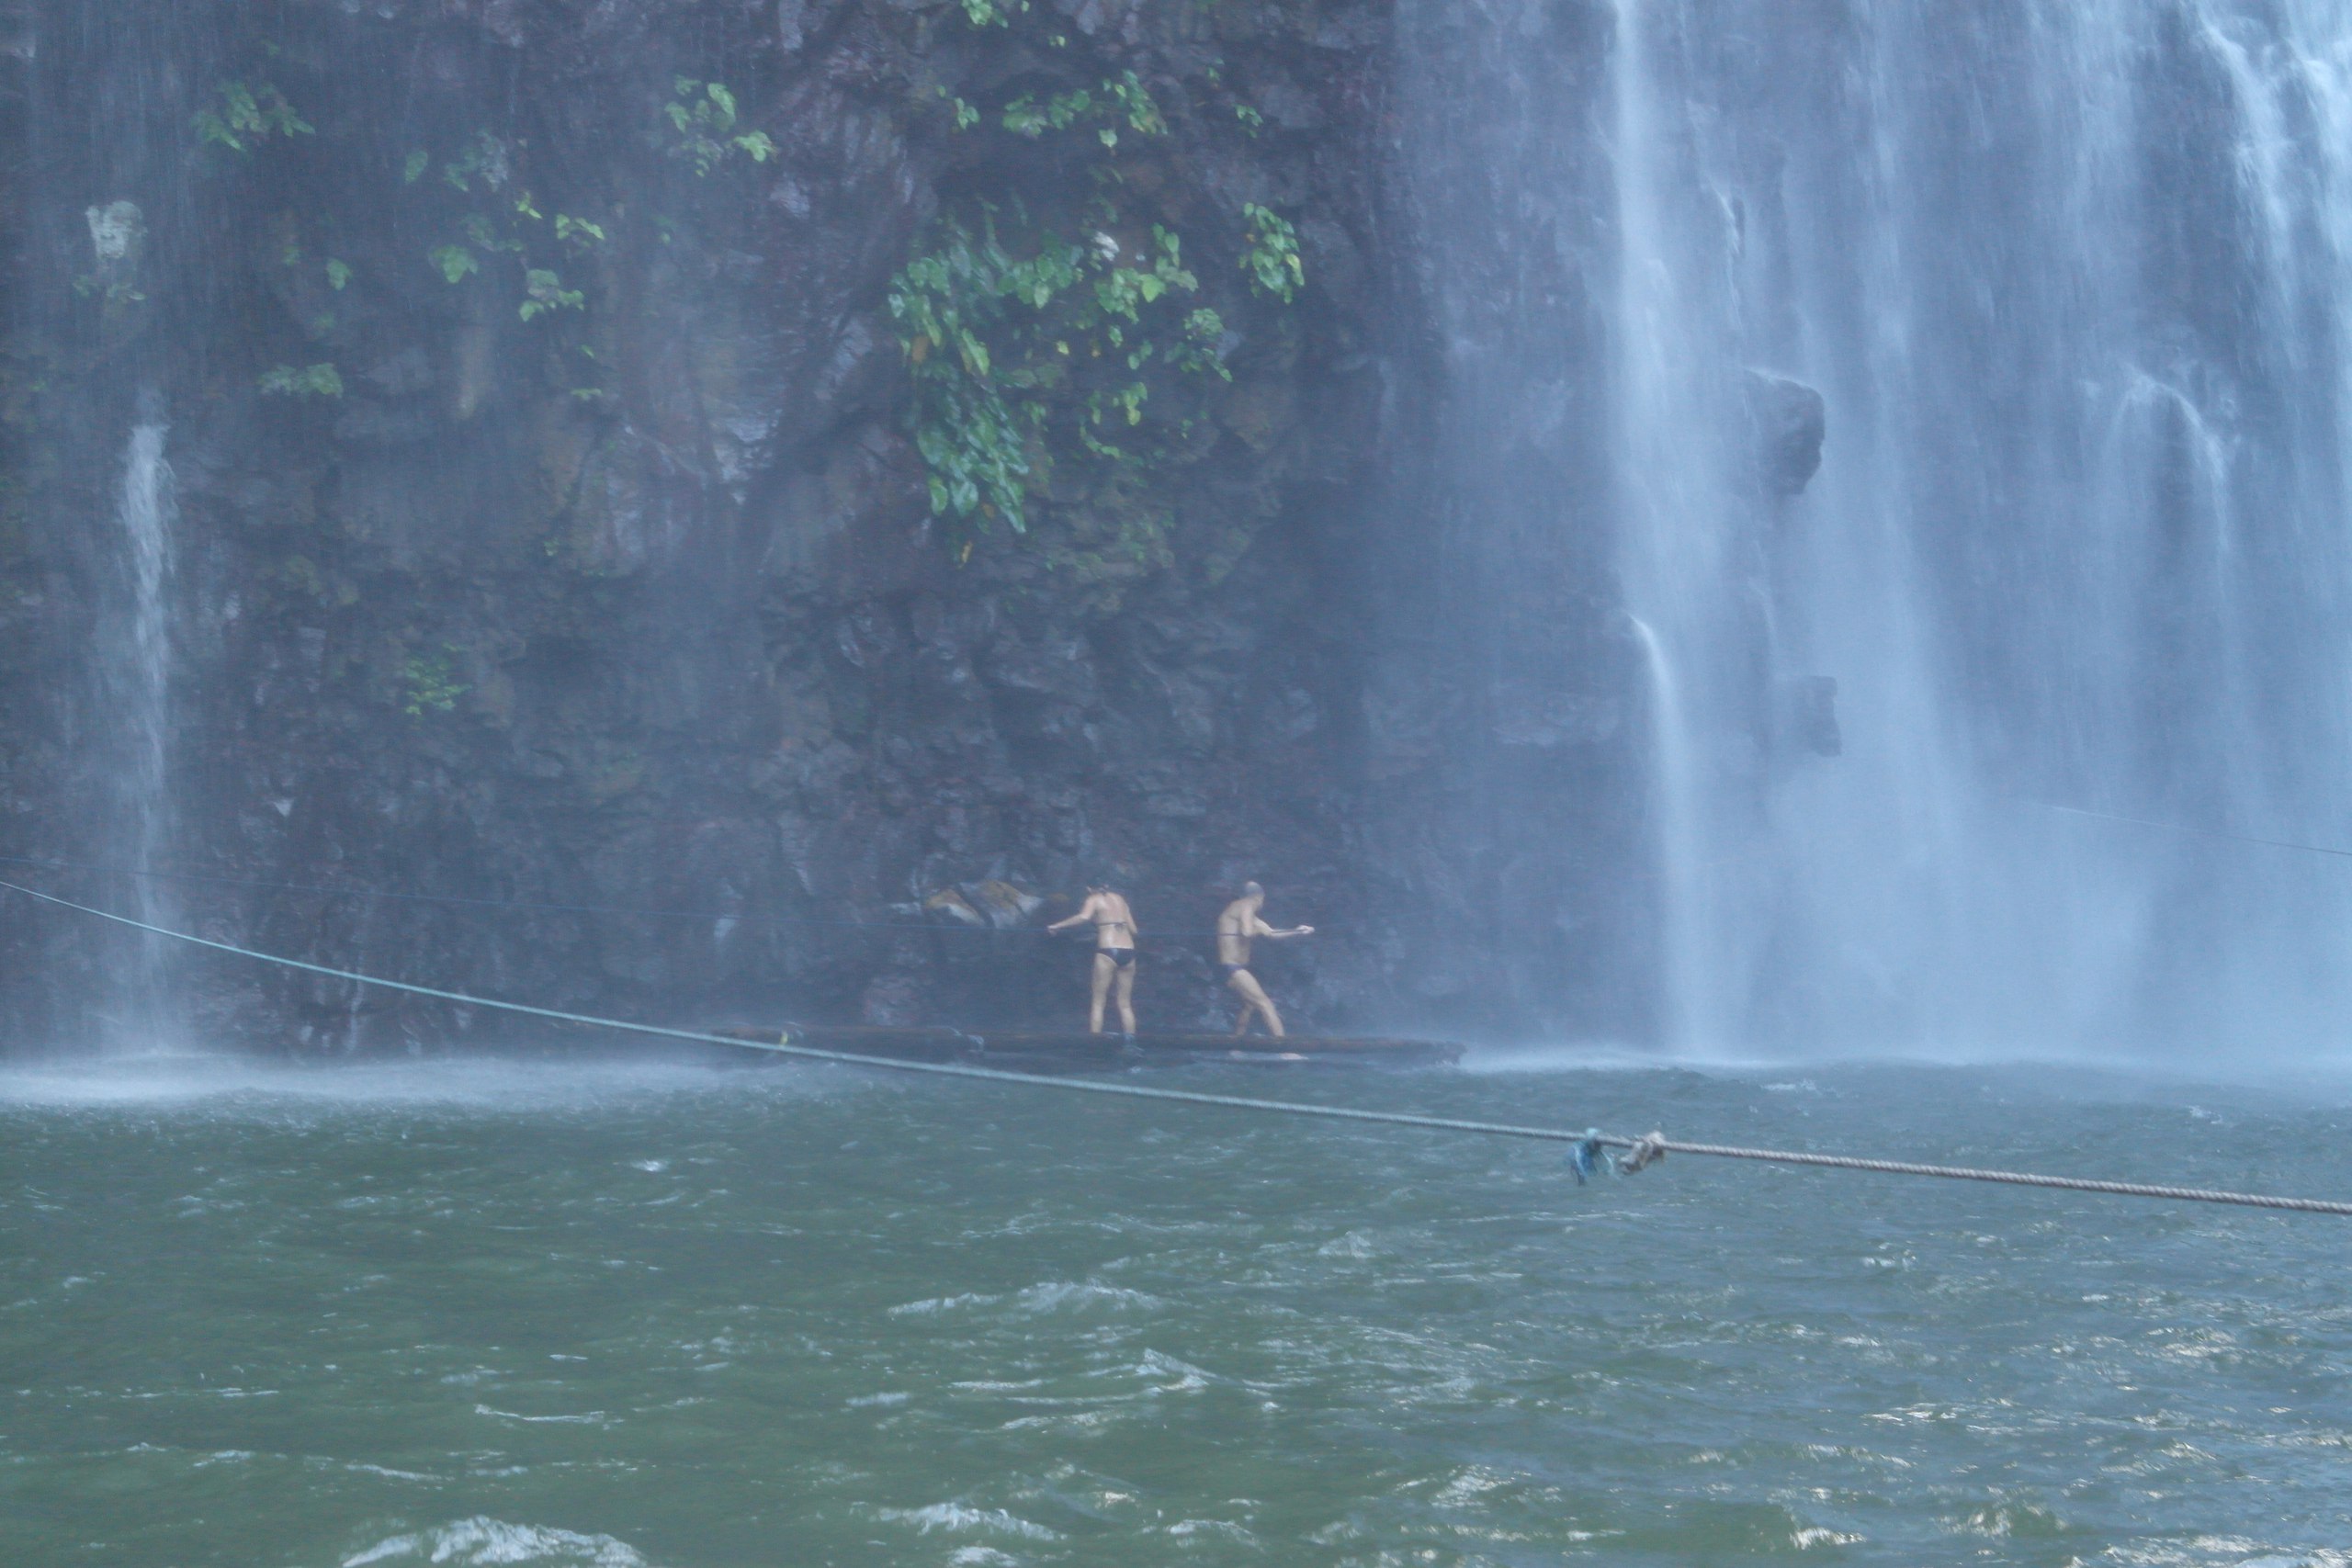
[0, 0, 1659, 1050]
[1743, 369, 1826, 498]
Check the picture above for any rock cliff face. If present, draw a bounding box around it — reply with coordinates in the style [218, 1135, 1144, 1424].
[0, 0, 1656, 1050]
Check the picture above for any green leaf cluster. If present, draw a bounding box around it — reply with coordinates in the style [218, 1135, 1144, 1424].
[520, 268, 584, 321]
[663, 79, 778, 176]
[428, 243, 480, 284]
[1239, 204, 1304, 302]
[401, 646, 469, 718]
[1001, 71, 1164, 148]
[194, 80, 312, 153]
[890, 225, 1051, 529]
[413, 152, 608, 324]
[889, 44, 1302, 552]
[259, 363, 345, 399]
[890, 211, 1234, 539]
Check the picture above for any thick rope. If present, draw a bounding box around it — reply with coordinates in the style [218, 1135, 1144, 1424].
[1657, 1138, 2352, 1216]
[6, 876, 2349, 1217]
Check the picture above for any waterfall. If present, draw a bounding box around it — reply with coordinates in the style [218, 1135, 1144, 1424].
[1614, 0, 2352, 1055]
[102, 411, 179, 1045]
[1401, 0, 2352, 1055]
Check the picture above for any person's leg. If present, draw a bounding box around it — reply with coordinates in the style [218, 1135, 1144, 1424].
[1089, 953, 1113, 1033]
[1233, 969, 1284, 1037]
[1227, 972, 1254, 1036]
[1114, 960, 1136, 1034]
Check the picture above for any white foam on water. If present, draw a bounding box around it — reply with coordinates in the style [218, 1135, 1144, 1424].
[887, 1292, 1003, 1317]
[872, 1503, 1061, 1541]
[1006, 1280, 1163, 1316]
[343, 1516, 651, 1567]
[0, 1051, 845, 1117]
[472, 1405, 610, 1426]
[1132, 1348, 1216, 1392]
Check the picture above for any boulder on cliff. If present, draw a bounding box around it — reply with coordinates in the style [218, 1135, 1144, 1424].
[1742, 369, 1826, 497]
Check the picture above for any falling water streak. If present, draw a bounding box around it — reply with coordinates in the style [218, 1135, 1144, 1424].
[1611, 1, 1689, 1045]
[109, 415, 179, 1046]
[1577, 0, 2352, 1055]
[1611, 0, 1743, 1050]
[1628, 617, 1702, 1047]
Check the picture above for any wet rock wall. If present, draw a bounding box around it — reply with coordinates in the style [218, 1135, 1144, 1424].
[0, 0, 1651, 1049]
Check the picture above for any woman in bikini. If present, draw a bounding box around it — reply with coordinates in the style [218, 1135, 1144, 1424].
[1046, 885, 1140, 1035]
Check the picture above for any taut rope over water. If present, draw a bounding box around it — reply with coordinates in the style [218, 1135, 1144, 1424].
[6, 876, 2348, 1217]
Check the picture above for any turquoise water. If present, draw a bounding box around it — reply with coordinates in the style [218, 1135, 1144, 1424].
[4, 1051, 2349, 1566]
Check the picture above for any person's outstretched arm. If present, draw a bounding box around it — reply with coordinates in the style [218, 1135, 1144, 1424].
[1254, 916, 1315, 940]
[1046, 896, 1099, 934]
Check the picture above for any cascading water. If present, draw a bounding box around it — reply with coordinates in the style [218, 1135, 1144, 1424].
[1404, 0, 2352, 1055]
[1618, 0, 2352, 1057]
[97, 409, 179, 1045]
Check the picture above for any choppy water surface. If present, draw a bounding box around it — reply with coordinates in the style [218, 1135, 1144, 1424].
[4, 1051, 2349, 1566]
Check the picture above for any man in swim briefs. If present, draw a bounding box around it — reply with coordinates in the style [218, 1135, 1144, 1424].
[1216, 881, 1314, 1038]
[1046, 885, 1139, 1035]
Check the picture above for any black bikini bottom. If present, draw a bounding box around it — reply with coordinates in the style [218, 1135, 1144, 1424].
[1098, 949, 1136, 968]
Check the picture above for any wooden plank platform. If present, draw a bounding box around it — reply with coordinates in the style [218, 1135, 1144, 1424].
[713, 1023, 1463, 1071]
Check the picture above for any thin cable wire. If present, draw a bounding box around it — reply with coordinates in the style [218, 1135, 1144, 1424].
[1657, 1138, 2352, 1215]
[2019, 798, 2352, 861]
[0, 851, 1022, 930]
[5, 876, 2347, 1217]
[0, 851, 1244, 937]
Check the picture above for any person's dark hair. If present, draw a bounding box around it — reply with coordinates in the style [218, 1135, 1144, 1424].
[1242, 880, 1264, 898]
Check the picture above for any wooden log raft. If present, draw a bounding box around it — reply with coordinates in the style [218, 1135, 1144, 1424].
[713, 1023, 1463, 1071]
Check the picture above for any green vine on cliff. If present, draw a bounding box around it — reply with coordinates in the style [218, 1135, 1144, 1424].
[889, 56, 1301, 549]
[889, 214, 1238, 540]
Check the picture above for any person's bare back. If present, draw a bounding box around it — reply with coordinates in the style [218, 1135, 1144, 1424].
[1216, 881, 1312, 1037]
[1046, 886, 1140, 1033]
